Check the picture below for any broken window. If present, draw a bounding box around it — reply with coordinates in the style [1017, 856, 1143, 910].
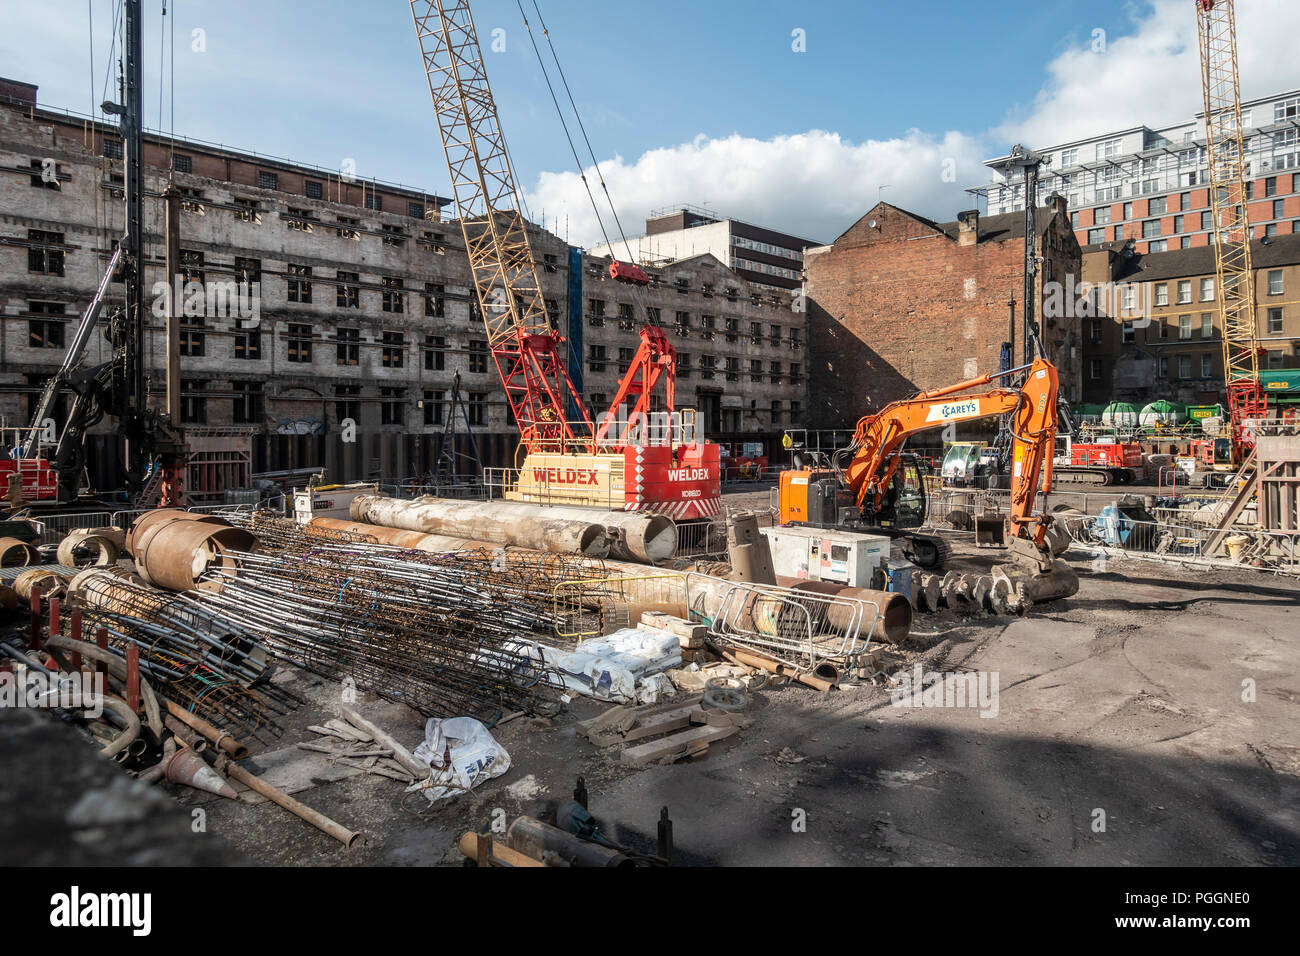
[423, 389, 444, 426]
[336, 327, 360, 367]
[468, 340, 489, 374]
[232, 381, 264, 423]
[380, 387, 405, 425]
[382, 276, 404, 313]
[424, 335, 446, 371]
[424, 282, 445, 318]
[381, 330, 405, 368]
[287, 264, 312, 304]
[234, 328, 262, 360]
[180, 313, 205, 357]
[181, 380, 207, 424]
[27, 230, 65, 276]
[233, 197, 261, 223]
[286, 323, 313, 363]
[335, 384, 361, 422]
[27, 318, 65, 349]
[337, 271, 360, 308]
[468, 392, 488, 426]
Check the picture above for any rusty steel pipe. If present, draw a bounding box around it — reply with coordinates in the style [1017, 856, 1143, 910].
[728, 647, 837, 692]
[780, 579, 913, 645]
[56, 529, 121, 568]
[221, 758, 363, 848]
[126, 510, 255, 592]
[164, 700, 249, 760]
[350, 494, 611, 558]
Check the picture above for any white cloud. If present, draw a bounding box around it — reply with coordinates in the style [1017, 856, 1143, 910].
[527, 0, 1300, 252]
[994, 0, 1300, 147]
[525, 129, 985, 250]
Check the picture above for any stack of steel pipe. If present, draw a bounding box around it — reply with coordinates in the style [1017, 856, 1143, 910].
[348, 494, 677, 564]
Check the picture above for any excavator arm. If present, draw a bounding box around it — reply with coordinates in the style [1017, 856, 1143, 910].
[843, 357, 1058, 552]
[779, 356, 1077, 607]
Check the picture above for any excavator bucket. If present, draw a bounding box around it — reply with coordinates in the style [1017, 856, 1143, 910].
[992, 558, 1079, 611]
[973, 512, 1007, 548]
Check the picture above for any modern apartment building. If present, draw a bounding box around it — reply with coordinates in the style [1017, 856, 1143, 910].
[0, 81, 805, 493]
[590, 205, 820, 293]
[975, 89, 1300, 254]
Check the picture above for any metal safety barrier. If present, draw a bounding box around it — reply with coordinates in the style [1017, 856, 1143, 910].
[551, 573, 689, 641]
[694, 576, 880, 673]
[14, 509, 115, 546]
[1063, 513, 1300, 576]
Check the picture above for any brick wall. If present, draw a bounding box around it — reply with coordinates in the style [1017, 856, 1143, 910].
[805, 202, 1082, 430]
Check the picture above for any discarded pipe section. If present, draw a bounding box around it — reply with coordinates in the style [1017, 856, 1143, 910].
[492, 503, 677, 564]
[778, 579, 913, 645]
[125, 509, 256, 592]
[12, 567, 68, 602]
[349, 495, 678, 563]
[56, 527, 125, 568]
[306, 517, 504, 554]
[0, 537, 39, 567]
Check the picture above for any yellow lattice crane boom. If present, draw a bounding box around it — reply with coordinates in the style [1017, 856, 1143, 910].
[1195, 0, 1264, 454]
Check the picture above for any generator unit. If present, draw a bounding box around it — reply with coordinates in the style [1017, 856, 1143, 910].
[292, 482, 380, 524]
[759, 525, 890, 588]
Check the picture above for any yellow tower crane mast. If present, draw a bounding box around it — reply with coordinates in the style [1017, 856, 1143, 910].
[1195, 0, 1264, 455]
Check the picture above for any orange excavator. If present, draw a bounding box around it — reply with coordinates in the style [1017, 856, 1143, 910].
[779, 356, 1078, 602]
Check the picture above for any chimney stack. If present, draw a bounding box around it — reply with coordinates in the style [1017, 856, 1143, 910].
[957, 209, 979, 247]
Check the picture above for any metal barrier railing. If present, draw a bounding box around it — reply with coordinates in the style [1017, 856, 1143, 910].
[551, 573, 689, 641]
[702, 578, 879, 672]
[12, 509, 116, 546]
[675, 519, 727, 558]
[394, 479, 487, 501]
[1063, 513, 1300, 575]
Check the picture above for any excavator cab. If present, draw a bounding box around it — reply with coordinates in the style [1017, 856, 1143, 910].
[876, 454, 929, 529]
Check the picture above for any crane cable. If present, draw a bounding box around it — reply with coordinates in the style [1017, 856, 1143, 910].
[525, 0, 635, 263]
[515, 0, 616, 256]
[515, 0, 663, 433]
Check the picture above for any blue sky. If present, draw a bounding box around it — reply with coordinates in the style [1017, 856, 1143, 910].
[4, 1, 1297, 244]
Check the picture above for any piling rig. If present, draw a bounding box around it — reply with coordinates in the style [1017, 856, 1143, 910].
[18, 0, 185, 505]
